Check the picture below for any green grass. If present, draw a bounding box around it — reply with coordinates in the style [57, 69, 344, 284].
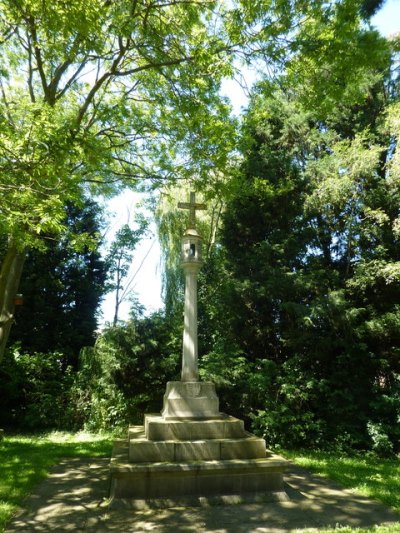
[284, 449, 400, 533]
[294, 527, 400, 533]
[0, 431, 113, 532]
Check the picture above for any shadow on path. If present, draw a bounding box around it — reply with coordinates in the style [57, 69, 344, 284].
[5, 457, 400, 532]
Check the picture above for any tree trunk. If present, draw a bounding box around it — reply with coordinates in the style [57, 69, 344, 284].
[113, 257, 122, 326]
[0, 244, 26, 363]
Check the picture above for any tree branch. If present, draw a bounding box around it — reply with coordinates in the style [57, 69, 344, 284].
[26, 15, 49, 101]
[55, 60, 88, 102]
[75, 39, 129, 131]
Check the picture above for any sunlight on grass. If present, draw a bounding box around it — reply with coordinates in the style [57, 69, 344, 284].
[285, 450, 400, 513]
[0, 502, 14, 532]
[44, 430, 115, 443]
[0, 431, 113, 532]
[296, 525, 400, 533]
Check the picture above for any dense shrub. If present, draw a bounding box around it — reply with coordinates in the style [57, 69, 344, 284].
[0, 346, 73, 429]
[69, 312, 181, 431]
[0, 311, 181, 432]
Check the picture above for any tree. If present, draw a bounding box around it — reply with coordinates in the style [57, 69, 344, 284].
[71, 310, 181, 430]
[8, 199, 108, 367]
[0, 0, 238, 360]
[193, 6, 400, 449]
[106, 217, 148, 326]
[1, 0, 377, 361]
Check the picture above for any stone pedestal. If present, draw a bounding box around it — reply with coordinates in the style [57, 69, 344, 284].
[161, 381, 220, 419]
[109, 383, 288, 508]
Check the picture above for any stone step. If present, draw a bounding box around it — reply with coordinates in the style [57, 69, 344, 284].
[128, 432, 266, 463]
[143, 414, 246, 441]
[110, 439, 288, 505]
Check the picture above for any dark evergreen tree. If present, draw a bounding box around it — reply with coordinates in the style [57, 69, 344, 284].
[200, 25, 400, 451]
[8, 199, 108, 367]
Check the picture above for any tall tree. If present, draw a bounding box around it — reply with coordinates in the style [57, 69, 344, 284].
[197, 8, 400, 449]
[8, 199, 107, 367]
[106, 217, 148, 326]
[1, 0, 379, 361]
[0, 0, 236, 360]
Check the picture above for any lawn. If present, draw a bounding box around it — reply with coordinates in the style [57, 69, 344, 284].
[0, 431, 113, 532]
[1, 433, 399, 533]
[284, 449, 400, 533]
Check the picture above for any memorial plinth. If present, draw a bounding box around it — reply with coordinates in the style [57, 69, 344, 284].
[161, 381, 220, 419]
[109, 192, 288, 507]
[109, 413, 288, 508]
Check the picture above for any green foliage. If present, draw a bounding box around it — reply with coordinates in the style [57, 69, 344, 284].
[200, 348, 252, 420]
[188, 10, 400, 453]
[367, 421, 394, 457]
[70, 311, 181, 431]
[0, 347, 74, 430]
[0, 431, 113, 532]
[287, 1, 391, 117]
[7, 199, 108, 367]
[1, 0, 396, 454]
[0, 306, 182, 432]
[300, 526, 400, 533]
[1, 0, 267, 359]
[360, 0, 387, 19]
[0, 0, 287, 254]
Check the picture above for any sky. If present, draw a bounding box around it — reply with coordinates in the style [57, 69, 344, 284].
[99, 191, 162, 324]
[100, 0, 400, 324]
[372, 0, 400, 36]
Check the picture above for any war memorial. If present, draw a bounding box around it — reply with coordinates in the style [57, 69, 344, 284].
[109, 192, 288, 507]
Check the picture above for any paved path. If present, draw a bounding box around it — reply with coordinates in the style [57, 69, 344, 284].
[5, 457, 400, 532]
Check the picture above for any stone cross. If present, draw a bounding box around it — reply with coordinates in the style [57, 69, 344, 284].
[178, 192, 206, 228]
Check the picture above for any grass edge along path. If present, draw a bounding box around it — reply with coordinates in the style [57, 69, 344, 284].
[284, 449, 400, 533]
[0, 431, 113, 532]
[1, 435, 400, 533]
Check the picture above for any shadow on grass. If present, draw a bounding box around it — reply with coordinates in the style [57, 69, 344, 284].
[4, 459, 400, 533]
[0, 433, 113, 532]
[2, 439, 400, 533]
[284, 449, 400, 512]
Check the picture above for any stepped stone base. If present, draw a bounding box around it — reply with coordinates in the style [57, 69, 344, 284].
[109, 380, 289, 507]
[144, 413, 245, 440]
[128, 424, 266, 462]
[109, 437, 288, 509]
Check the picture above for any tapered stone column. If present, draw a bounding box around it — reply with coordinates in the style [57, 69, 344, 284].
[182, 261, 201, 381]
[176, 195, 205, 382]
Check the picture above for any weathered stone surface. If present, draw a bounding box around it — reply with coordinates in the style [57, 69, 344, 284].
[220, 435, 266, 459]
[144, 414, 245, 441]
[128, 426, 146, 441]
[110, 439, 287, 503]
[161, 381, 220, 419]
[174, 440, 221, 461]
[178, 192, 205, 383]
[129, 440, 175, 462]
[127, 425, 267, 463]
